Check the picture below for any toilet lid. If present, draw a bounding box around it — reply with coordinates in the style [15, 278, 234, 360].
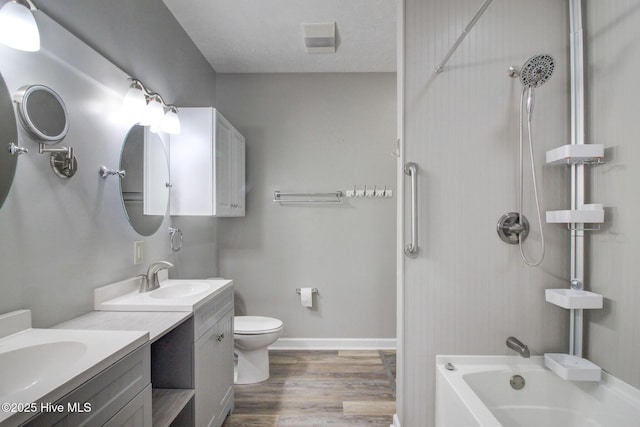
[235, 316, 283, 334]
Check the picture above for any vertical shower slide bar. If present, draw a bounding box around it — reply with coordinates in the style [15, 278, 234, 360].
[569, 0, 585, 357]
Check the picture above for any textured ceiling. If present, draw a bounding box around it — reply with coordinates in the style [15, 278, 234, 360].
[162, 0, 397, 73]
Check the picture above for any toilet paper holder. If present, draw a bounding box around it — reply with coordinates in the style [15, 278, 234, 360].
[296, 288, 319, 295]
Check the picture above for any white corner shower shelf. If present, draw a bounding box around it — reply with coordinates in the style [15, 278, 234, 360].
[544, 353, 602, 381]
[545, 288, 603, 309]
[546, 204, 604, 224]
[546, 144, 604, 165]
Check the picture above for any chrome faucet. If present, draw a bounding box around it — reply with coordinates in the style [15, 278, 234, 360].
[138, 261, 174, 293]
[506, 336, 530, 358]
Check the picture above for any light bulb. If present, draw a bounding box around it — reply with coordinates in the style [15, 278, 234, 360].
[0, 1, 40, 52]
[146, 96, 164, 130]
[122, 85, 147, 122]
[161, 108, 181, 135]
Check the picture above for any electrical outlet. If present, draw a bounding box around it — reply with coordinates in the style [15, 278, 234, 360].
[134, 241, 144, 264]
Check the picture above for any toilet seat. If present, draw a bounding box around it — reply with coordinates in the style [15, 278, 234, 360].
[235, 316, 283, 335]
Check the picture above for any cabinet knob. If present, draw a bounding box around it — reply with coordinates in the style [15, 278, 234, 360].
[216, 333, 225, 342]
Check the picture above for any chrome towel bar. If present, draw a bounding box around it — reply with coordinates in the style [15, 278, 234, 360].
[273, 191, 343, 204]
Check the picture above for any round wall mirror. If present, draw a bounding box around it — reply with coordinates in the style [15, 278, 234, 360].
[0, 73, 18, 209]
[14, 85, 69, 145]
[119, 124, 170, 236]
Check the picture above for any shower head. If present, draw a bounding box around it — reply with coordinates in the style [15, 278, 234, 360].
[519, 54, 555, 88]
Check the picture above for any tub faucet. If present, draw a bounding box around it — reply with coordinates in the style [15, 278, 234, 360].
[138, 261, 174, 293]
[506, 336, 530, 358]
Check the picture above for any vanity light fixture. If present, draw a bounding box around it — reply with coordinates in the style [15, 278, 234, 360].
[0, 0, 40, 52]
[122, 79, 181, 135]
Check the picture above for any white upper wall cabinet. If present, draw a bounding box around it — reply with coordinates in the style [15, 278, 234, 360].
[169, 108, 246, 216]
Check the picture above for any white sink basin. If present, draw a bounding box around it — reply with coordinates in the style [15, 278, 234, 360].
[95, 278, 233, 312]
[149, 281, 212, 300]
[0, 310, 148, 426]
[0, 341, 87, 398]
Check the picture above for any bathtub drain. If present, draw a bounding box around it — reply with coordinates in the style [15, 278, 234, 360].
[510, 374, 525, 390]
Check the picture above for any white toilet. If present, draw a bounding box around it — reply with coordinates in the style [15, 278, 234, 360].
[234, 316, 283, 384]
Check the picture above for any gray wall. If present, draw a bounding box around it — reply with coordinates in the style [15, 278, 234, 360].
[586, 0, 640, 389]
[0, 0, 217, 327]
[35, 0, 220, 281]
[216, 73, 397, 339]
[401, 0, 570, 424]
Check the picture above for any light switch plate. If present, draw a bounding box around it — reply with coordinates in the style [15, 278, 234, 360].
[134, 241, 144, 265]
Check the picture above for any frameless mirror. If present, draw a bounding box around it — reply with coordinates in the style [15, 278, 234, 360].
[0, 72, 18, 209]
[14, 85, 69, 145]
[119, 125, 170, 236]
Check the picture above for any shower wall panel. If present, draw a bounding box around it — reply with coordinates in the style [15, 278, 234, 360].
[401, 0, 570, 425]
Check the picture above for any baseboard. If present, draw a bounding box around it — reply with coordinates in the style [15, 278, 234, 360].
[392, 413, 401, 427]
[269, 338, 396, 351]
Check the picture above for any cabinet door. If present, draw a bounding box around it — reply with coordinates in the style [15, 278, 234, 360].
[212, 310, 234, 424]
[169, 108, 214, 215]
[230, 130, 245, 217]
[194, 309, 234, 427]
[194, 325, 218, 427]
[214, 112, 233, 217]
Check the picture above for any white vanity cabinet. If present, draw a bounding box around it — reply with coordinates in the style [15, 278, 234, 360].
[170, 108, 246, 217]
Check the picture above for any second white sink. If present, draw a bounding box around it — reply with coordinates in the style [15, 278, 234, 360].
[95, 278, 233, 312]
[148, 281, 212, 300]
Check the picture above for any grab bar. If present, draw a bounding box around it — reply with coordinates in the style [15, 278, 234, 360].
[404, 162, 419, 257]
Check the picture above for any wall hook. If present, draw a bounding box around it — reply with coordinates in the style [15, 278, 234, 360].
[99, 166, 126, 179]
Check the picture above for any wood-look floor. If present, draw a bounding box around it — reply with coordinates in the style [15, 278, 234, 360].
[222, 350, 396, 426]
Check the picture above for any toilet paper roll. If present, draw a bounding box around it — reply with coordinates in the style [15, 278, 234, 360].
[300, 287, 313, 308]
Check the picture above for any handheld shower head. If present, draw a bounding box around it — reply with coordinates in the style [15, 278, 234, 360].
[519, 54, 555, 120]
[519, 54, 555, 88]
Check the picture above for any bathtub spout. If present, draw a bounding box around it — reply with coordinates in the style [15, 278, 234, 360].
[506, 336, 530, 358]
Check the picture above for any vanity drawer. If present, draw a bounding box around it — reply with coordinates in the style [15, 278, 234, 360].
[103, 385, 151, 427]
[23, 345, 150, 427]
[194, 287, 233, 340]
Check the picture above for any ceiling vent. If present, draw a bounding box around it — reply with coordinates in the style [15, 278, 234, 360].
[302, 22, 336, 54]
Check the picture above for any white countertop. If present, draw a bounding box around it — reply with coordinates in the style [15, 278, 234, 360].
[0, 310, 147, 427]
[54, 310, 191, 343]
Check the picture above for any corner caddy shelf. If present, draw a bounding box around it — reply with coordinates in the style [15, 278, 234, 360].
[545, 144, 605, 228]
[545, 288, 603, 310]
[544, 353, 602, 381]
[542, 143, 605, 382]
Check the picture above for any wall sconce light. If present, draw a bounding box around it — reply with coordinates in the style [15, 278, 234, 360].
[0, 0, 40, 52]
[122, 78, 181, 135]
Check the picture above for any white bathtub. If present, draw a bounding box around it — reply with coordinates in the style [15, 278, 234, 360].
[435, 355, 640, 427]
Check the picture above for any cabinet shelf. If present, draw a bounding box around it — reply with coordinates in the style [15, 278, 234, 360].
[152, 388, 195, 427]
[546, 144, 604, 165]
